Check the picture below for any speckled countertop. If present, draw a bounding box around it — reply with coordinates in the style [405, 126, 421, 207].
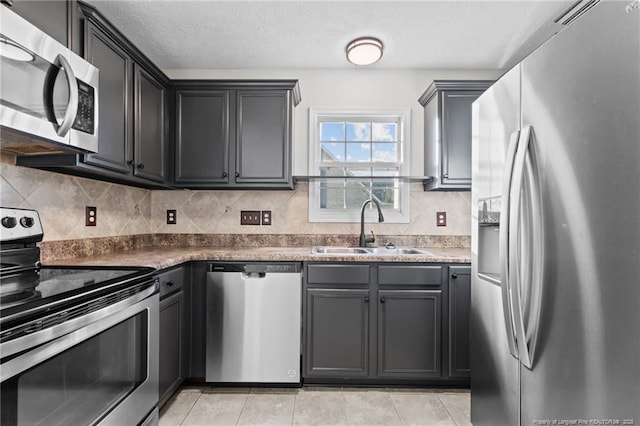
[44, 246, 471, 270]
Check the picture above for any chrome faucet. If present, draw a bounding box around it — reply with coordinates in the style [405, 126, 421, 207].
[359, 198, 384, 247]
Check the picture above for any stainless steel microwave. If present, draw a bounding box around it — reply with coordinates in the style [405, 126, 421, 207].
[0, 6, 99, 155]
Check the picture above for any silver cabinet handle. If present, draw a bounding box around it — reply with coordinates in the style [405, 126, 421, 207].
[499, 129, 520, 359]
[52, 54, 79, 137]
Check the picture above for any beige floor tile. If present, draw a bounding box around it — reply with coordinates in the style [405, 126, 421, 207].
[390, 393, 457, 426]
[438, 393, 471, 426]
[159, 390, 201, 426]
[182, 392, 248, 426]
[237, 393, 296, 426]
[292, 389, 347, 426]
[343, 391, 402, 426]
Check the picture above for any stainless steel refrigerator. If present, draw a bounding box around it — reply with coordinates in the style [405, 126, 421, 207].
[470, 1, 640, 425]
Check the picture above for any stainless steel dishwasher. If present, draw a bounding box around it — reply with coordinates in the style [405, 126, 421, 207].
[205, 262, 301, 384]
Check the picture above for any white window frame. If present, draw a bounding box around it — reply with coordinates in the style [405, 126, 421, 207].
[308, 107, 411, 223]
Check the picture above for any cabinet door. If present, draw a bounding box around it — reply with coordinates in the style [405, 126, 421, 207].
[235, 90, 292, 187]
[134, 65, 165, 182]
[377, 290, 442, 378]
[174, 91, 229, 185]
[305, 289, 370, 377]
[440, 90, 483, 187]
[448, 266, 471, 378]
[83, 22, 132, 174]
[8, 0, 70, 47]
[159, 290, 184, 407]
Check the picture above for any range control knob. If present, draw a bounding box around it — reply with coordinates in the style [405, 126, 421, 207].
[1, 216, 17, 228]
[20, 216, 34, 228]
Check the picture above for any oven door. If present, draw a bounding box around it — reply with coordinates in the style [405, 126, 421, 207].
[0, 286, 158, 426]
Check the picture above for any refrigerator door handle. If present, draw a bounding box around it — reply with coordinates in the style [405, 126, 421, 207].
[520, 127, 545, 370]
[499, 129, 520, 359]
[509, 125, 543, 370]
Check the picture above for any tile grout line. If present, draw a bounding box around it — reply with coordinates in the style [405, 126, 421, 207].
[387, 390, 407, 426]
[340, 387, 349, 426]
[178, 391, 202, 426]
[290, 392, 298, 426]
[234, 390, 250, 426]
[436, 394, 461, 426]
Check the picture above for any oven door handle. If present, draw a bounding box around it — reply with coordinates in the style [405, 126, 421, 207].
[0, 280, 158, 369]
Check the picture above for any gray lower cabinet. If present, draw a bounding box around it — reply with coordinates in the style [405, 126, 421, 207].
[419, 80, 493, 191]
[158, 265, 189, 407]
[448, 265, 471, 378]
[305, 288, 370, 377]
[171, 81, 300, 189]
[377, 289, 441, 378]
[303, 263, 466, 384]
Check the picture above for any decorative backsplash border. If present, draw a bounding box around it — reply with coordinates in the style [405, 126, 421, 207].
[39, 233, 470, 262]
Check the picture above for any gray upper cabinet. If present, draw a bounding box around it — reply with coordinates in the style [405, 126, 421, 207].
[6, 0, 79, 51]
[171, 81, 300, 189]
[16, 1, 170, 189]
[83, 19, 132, 174]
[174, 90, 230, 185]
[134, 64, 166, 182]
[235, 90, 291, 186]
[419, 80, 493, 191]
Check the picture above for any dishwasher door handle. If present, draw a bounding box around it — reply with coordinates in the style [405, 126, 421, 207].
[241, 272, 266, 279]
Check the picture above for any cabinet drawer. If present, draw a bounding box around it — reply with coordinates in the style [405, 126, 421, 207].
[307, 264, 370, 285]
[378, 265, 442, 286]
[158, 266, 184, 298]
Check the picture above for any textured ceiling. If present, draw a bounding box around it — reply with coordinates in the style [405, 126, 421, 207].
[86, 0, 574, 71]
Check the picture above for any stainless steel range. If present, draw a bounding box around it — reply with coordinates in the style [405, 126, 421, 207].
[0, 207, 159, 426]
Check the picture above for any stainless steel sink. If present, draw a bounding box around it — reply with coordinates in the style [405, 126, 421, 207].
[311, 246, 432, 256]
[311, 247, 371, 254]
[365, 247, 433, 255]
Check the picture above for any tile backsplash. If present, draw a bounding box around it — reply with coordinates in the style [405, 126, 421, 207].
[1, 154, 471, 242]
[1, 154, 151, 241]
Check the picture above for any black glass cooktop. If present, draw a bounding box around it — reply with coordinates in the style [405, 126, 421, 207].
[0, 266, 156, 321]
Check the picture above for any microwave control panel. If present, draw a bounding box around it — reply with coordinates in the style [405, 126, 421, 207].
[72, 81, 95, 135]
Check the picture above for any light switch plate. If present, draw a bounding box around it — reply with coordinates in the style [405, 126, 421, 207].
[241, 210, 261, 225]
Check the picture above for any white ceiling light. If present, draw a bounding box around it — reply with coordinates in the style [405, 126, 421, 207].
[346, 37, 383, 66]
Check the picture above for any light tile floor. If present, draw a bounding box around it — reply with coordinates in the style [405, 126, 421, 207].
[159, 386, 470, 426]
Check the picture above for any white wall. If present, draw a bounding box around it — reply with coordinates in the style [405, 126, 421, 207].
[164, 69, 503, 176]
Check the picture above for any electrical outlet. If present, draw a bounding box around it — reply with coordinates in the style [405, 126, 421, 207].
[261, 210, 271, 225]
[436, 211, 447, 227]
[167, 209, 177, 225]
[240, 210, 261, 225]
[86, 206, 97, 226]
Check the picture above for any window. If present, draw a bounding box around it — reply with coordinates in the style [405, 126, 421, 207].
[308, 108, 411, 223]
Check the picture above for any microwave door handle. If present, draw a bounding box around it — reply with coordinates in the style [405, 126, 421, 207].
[45, 54, 79, 137]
